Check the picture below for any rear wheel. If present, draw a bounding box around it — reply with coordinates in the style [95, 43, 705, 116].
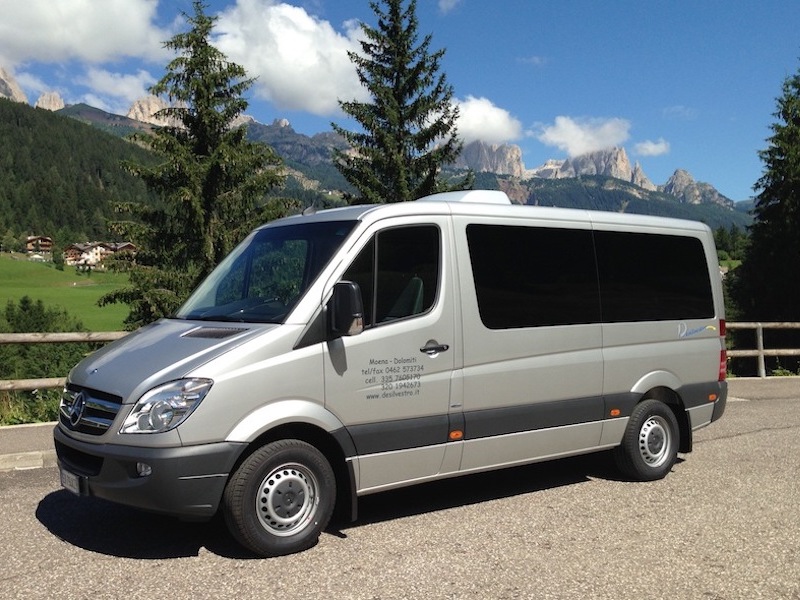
[223, 439, 335, 557]
[613, 399, 679, 481]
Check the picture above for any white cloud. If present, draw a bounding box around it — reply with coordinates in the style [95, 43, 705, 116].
[663, 105, 698, 120]
[77, 93, 117, 115]
[214, 0, 366, 116]
[518, 55, 548, 67]
[77, 68, 156, 105]
[13, 71, 49, 97]
[455, 96, 522, 144]
[0, 0, 170, 65]
[534, 116, 631, 157]
[439, 0, 463, 14]
[634, 138, 670, 157]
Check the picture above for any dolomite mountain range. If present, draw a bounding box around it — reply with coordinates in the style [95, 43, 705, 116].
[1, 67, 736, 208]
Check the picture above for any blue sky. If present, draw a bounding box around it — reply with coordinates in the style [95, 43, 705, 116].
[1, 0, 798, 201]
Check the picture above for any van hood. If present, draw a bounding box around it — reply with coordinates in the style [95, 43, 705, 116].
[68, 319, 274, 403]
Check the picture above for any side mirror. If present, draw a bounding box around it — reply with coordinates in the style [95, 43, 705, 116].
[329, 281, 364, 338]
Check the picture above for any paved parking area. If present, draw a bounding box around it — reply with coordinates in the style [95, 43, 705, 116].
[0, 379, 798, 599]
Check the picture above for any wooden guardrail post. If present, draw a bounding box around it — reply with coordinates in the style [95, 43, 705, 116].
[726, 322, 800, 378]
[756, 323, 766, 379]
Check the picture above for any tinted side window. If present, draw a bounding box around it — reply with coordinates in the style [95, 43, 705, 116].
[467, 224, 601, 328]
[595, 230, 713, 322]
[343, 225, 440, 327]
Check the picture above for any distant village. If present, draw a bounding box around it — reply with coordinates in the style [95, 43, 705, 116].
[23, 236, 136, 270]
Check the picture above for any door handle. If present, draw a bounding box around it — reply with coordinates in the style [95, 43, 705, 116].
[420, 340, 450, 356]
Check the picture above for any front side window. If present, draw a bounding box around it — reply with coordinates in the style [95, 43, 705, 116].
[176, 220, 357, 323]
[342, 225, 440, 327]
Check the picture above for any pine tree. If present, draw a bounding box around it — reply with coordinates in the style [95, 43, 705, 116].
[730, 64, 800, 322]
[728, 62, 800, 373]
[102, 1, 285, 329]
[332, 0, 472, 203]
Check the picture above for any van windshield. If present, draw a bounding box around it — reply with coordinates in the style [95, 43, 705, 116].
[175, 220, 358, 323]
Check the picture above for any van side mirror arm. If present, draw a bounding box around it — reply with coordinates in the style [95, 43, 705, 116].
[328, 281, 364, 338]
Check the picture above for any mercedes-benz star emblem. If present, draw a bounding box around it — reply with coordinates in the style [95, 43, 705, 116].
[68, 391, 86, 426]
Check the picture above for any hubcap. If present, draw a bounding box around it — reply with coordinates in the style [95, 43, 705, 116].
[256, 463, 319, 536]
[638, 416, 671, 468]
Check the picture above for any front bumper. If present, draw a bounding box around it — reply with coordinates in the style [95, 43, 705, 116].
[54, 426, 246, 520]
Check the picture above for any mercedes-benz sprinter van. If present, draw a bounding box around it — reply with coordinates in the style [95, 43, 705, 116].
[55, 190, 727, 557]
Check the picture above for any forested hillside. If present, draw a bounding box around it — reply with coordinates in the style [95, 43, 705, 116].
[1, 97, 753, 248]
[0, 99, 156, 246]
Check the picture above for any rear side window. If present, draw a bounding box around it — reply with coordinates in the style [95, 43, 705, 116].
[343, 225, 440, 327]
[466, 223, 714, 329]
[466, 224, 601, 328]
[595, 230, 713, 322]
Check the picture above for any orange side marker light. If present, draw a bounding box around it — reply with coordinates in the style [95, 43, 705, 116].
[449, 430, 464, 441]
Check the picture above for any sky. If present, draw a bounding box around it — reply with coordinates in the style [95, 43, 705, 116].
[1, 0, 799, 202]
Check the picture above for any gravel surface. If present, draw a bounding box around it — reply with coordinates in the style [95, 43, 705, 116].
[0, 380, 798, 599]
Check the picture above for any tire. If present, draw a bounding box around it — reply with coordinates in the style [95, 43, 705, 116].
[223, 439, 336, 557]
[613, 399, 679, 481]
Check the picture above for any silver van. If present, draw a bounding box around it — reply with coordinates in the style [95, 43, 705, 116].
[55, 190, 727, 557]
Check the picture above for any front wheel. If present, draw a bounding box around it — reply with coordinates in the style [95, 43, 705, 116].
[613, 399, 679, 481]
[223, 439, 336, 557]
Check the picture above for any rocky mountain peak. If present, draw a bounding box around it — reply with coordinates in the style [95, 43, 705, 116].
[528, 146, 656, 191]
[561, 147, 633, 179]
[126, 95, 256, 130]
[454, 140, 525, 177]
[527, 159, 564, 179]
[35, 91, 65, 111]
[565, 147, 655, 190]
[632, 161, 656, 191]
[0, 66, 28, 103]
[661, 169, 734, 207]
[455, 144, 735, 206]
[662, 169, 694, 193]
[231, 114, 256, 128]
[127, 95, 172, 127]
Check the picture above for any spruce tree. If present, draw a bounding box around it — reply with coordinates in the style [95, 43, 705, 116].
[102, 1, 285, 329]
[728, 62, 800, 371]
[730, 64, 800, 322]
[332, 0, 471, 203]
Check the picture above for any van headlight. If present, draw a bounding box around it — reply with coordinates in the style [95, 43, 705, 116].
[121, 379, 213, 434]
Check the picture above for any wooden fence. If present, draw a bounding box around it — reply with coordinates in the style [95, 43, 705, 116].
[0, 332, 127, 392]
[1, 323, 799, 392]
[726, 322, 800, 378]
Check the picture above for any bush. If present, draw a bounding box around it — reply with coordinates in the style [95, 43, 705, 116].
[0, 296, 89, 424]
[0, 389, 60, 425]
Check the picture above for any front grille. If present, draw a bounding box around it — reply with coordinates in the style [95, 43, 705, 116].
[60, 384, 123, 435]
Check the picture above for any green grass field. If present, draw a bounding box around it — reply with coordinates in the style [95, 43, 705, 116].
[0, 253, 129, 331]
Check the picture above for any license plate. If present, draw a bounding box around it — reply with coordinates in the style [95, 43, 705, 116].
[60, 468, 82, 496]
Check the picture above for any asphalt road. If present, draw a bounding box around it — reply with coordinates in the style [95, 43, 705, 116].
[0, 379, 798, 600]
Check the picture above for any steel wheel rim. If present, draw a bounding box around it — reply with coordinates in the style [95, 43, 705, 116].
[638, 415, 672, 468]
[256, 463, 320, 537]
